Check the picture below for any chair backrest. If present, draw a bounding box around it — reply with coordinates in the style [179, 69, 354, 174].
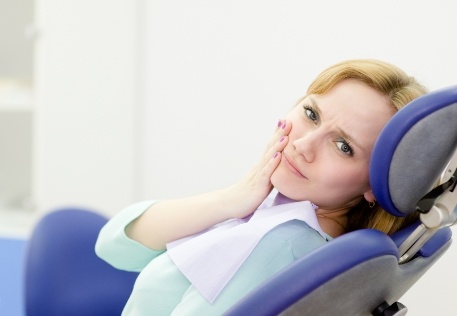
[224, 224, 451, 316]
[225, 85, 457, 316]
[24, 208, 139, 316]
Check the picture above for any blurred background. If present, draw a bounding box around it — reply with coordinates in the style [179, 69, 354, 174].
[1, 0, 456, 314]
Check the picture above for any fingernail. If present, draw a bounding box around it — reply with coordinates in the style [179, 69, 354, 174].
[273, 152, 279, 159]
[277, 119, 282, 127]
[279, 136, 285, 142]
[281, 121, 286, 129]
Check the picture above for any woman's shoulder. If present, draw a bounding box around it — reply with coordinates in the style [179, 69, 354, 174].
[266, 220, 330, 258]
[268, 219, 328, 240]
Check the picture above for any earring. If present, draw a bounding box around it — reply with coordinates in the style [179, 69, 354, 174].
[369, 201, 376, 208]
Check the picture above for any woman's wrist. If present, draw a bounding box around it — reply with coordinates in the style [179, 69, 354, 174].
[218, 182, 269, 219]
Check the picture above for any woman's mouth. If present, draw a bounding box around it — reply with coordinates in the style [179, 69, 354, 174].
[282, 153, 306, 178]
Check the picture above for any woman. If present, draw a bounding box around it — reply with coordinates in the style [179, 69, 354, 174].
[96, 59, 427, 315]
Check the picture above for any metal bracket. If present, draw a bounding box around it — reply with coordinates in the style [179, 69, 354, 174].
[398, 148, 457, 264]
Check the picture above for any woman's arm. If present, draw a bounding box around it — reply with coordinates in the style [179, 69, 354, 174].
[95, 200, 164, 271]
[126, 120, 292, 250]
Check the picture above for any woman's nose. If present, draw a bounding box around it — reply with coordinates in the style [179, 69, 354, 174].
[292, 130, 320, 163]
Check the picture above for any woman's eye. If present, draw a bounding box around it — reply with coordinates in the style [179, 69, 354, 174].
[303, 105, 318, 123]
[334, 140, 354, 156]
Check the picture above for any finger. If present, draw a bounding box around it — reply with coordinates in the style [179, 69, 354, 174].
[264, 119, 288, 153]
[258, 151, 282, 186]
[279, 119, 292, 135]
[263, 126, 291, 163]
[258, 119, 292, 171]
[276, 135, 289, 152]
[263, 134, 287, 161]
[276, 119, 283, 130]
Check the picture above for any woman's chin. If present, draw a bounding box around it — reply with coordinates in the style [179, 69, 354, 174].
[271, 174, 302, 201]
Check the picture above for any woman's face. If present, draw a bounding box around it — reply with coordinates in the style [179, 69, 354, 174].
[271, 79, 395, 211]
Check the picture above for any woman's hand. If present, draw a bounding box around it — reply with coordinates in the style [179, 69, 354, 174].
[125, 119, 292, 250]
[222, 119, 292, 218]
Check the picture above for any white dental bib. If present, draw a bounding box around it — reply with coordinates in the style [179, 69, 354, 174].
[167, 190, 325, 303]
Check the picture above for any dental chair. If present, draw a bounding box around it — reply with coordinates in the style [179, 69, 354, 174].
[24, 208, 139, 316]
[225, 85, 457, 316]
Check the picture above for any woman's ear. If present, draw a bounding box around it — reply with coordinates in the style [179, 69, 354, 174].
[363, 189, 376, 203]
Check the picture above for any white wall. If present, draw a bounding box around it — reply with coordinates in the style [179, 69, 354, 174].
[140, 1, 457, 315]
[33, 0, 141, 216]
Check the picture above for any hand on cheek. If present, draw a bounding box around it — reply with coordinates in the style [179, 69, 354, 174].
[263, 119, 291, 177]
[251, 119, 291, 190]
[225, 120, 292, 219]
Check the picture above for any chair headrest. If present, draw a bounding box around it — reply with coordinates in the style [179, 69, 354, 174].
[370, 85, 457, 216]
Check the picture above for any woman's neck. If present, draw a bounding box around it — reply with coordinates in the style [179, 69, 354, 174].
[273, 190, 349, 238]
[315, 208, 349, 238]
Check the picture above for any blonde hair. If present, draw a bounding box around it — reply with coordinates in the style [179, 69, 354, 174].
[304, 59, 428, 235]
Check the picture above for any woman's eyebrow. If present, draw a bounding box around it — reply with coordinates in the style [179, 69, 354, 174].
[337, 127, 364, 152]
[309, 96, 364, 152]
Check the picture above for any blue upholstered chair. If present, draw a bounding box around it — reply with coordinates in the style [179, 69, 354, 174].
[24, 208, 139, 316]
[225, 85, 457, 316]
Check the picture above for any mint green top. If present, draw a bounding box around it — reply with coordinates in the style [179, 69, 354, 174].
[95, 200, 330, 315]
